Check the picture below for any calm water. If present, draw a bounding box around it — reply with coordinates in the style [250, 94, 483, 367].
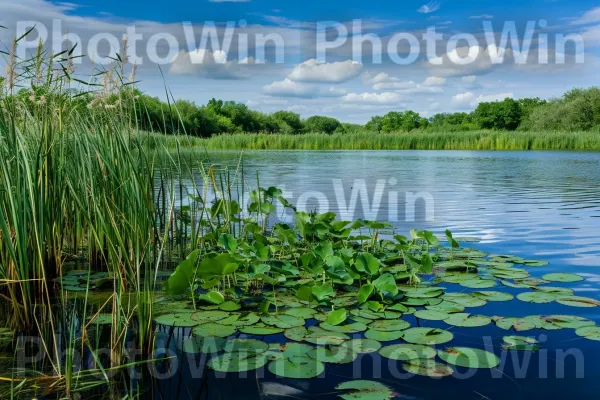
[157, 150, 600, 400]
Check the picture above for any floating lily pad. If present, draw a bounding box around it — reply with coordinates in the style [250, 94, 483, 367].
[219, 301, 241, 311]
[575, 326, 600, 341]
[284, 326, 309, 341]
[320, 321, 368, 334]
[261, 315, 305, 329]
[240, 324, 284, 335]
[442, 293, 487, 308]
[522, 260, 549, 267]
[460, 279, 497, 289]
[280, 342, 315, 357]
[230, 313, 261, 327]
[444, 313, 491, 328]
[414, 309, 450, 321]
[154, 312, 197, 327]
[364, 329, 404, 342]
[368, 319, 410, 332]
[543, 315, 595, 329]
[190, 310, 229, 323]
[208, 352, 268, 373]
[222, 339, 269, 354]
[304, 331, 349, 346]
[284, 307, 315, 319]
[438, 347, 500, 369]
[426, 301, 465, 313]
[556, 296, 600, 308]
[179, 336, 225, 354]
[402, 328, 454, 345]
[542, 273, 584, 283]
[335, 380, 394, 400]
[268, 356, 325, 379]
[492, 316, 537, 331]
[502, 336, 540, 351]
[341, 338, 382, 354]
[307, 346, 356, 364]
[516, 292, 557, 304]
[402, 359, 454, 377]
[379, 344, 436, 361]
[472, 291, 514, 302]
[192, 323, 236, 338]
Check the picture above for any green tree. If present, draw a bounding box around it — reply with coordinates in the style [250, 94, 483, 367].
[303, 115, 341, 134]
[473, 98, 522, 130]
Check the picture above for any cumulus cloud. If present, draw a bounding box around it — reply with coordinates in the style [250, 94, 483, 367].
[362, 71, 399, 85]
[262, 78, 346, 98]
[342, 92, 405, 105]
[427, 45, 513, 77]
[570, 7, 600, 25]
[288, 59, 363, 83]
[423, 76, 446, 86]
[417, 1, 441, 14]
[364, 73, 446, 94]
[170, 50, 260, 79]
[452, 91, 514, 108]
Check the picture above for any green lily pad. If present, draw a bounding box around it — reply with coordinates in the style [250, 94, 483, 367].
[239, 324, 284, 335]
[335, 380, 394, 400]
[340, 338, 382, 354]
[460, 279, 497, 289]
[522, 260, 549, 267]
[425, 301, 465, 313]
[303, 331, 349, 346]
[402, 359, 454, 377]
[268, 356, 325, 379]
[192, 323, 236, 338]
[208, 352, 268, 373]
[230, 313, 261, 327]
[402, 328, 454, 345]
[502, 336, 540, 351]
[438, 347, 500, 369]
[327, 309, 348, 326]
[575, 326, 600, 341]
[281, 342, 315, 357]
[442, 293, 487, 308]
[364, 329, 404, 342]
[179, 336, 225, 354]
[190, 310, 229, 322]
[543, 315, 595, 329]
[472, 291, 514, 302]
[556, 296, 600, 308]
[379, 344, 436, 361]
[222, 339, 269, 354]
[284, 326, 309, 341]
[516, 292, 557, 304]
[284, 307, 315, 319]
[261, 315, 305, 328]
[154, 312, 197, 327]
[414, 309, 450, 321]
[444, 313, 491, 328]
[367, 319, 410, 332]
[218, 301, 241, 311]
[492, 316, 537, 331]
[307, 346, 357, 364]
[542, 273, 584, 283]
[320, 321, 368, 333]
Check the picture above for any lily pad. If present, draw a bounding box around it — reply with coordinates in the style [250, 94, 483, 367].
[284, 307, 315, 319]
[492, 316, 537, 331]
[402, 359, 454, 377]
[575, 326, 600, 341]
[240, 324, 284, 335]
[444, 313, 491, 328]
[335, 380, 393, 400]
[222, 339, 269, 354]
[208, 352, 268, 373]
[284, 326, 309, 341]
[516, 292, 558, 304]
[304, 331, 350, 346]
[307, 346, 357, 364]
[556, 296, 600, 308]
[268, 356, 325, 379]
[190, 310, 229, 323]
[460, 279, 497, 289]
[261, 315, 305, 329]
[502, 336, 540, 351]
[192, 323, 236, 338]
[472, 291, 514, 302]
[364, 329, 404, 342]
[542, 273, 584, 283]
[230, 313, 261, 327]
[218, 301, 241, 311]
[179, 336, 226, 354]
[367, 319, 410, 332]
[154, 312, 197, 327]
[341, 338, 382, 354]
[402, 328, 454, 345]
[379, 344, 436, 361]
[438, 347, 500, 369]
[320, 321, 368, 334]
[414, 309, 450, 321]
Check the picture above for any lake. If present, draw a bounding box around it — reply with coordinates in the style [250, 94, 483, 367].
[157, 150, 600, 400]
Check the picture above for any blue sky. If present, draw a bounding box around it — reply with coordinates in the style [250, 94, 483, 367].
[2, 0, 600, 122]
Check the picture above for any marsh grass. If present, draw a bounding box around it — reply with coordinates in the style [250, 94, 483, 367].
[144, 130, 600, 151]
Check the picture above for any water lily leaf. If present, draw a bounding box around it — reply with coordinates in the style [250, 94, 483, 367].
[198, 291, 225, 305]
[460, 279, 497, 289]
[154, 312, 197, 327]
[556, 296, 600, 308]
[335, 380, 393, 400]
[312, 283, 335, 301]
[215, 302, 239, 313]
[472, 291, 514, 302]
[327, 309, 348, 326]
[192, 323, 236, 338]
[164, 249, 200, 295]
[402, 328, 454, 345]
[442, 293, 487, 308]
[444, 313, 491, 328]
[219, 233, 238, 253]
[402, 359, 454, 377]
[355, 253, 382, 275]
[492, 316, 537, 331]
[268, 356, 325, 379]
[542, 273, 584, 283]
[522, 260, 549, 267]
[191, 310, 229, 322]
[261, 315, 305, 329]
[543, 315, 595, 329]
[284, 326, 309, 341]
[281, 342, 315, 357]
[575, 326, 600, 341]
[307, 346, 356, 364]
[379, 343, 436, 361]
[367, 319, 410, 332]
[179, 336, 225, 354]
[358, 284, 374, 304]
[364, 329, 404, 342]
[240, 324, 284, 335]
[438, 347, 500, 369]
[222, 339, 269, 354]
[414, 309, 449, 321]
[208, 352, 268, 373]
[303, 331, 349, 346]
[502, 336, 540, 351]
[516, 292, 557, 304]
[341, 338, 382, 354]
[284, 307, 315, 319]
[230, 313, 261, 327]
[320, 321, 368, 334]
[426, 301, 465, 313]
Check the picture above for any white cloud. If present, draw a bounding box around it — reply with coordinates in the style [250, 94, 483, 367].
[342, 92, 405, 105]
[170, 50, 259, 79]
[423, 76, 446, 86]
[470, 14, 494, 19]
[452, 91, 514, 108]
[373, 80, 417, 90]
[262, 78, 347, 98]
[427, 45, 513, 77]
[367, 75, 445, 93]
[362, 71, 399, 85]
[571, 7, 600, 25]
[398, 85, 444, 94]
[288, 59, 363, 83]
[461, 75, 477, 84]
[417, 1, 441, 14]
